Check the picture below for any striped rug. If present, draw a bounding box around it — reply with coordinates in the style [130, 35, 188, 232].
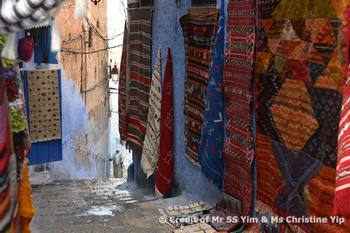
[180, 12, 218, 165]
[210, 0, 256, 231]
[126, 8, 153, 155]
[119, 21, 128, 142]
[141, 47, 162, 178]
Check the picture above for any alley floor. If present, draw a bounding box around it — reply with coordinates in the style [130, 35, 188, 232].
[30, 179, 169, 233]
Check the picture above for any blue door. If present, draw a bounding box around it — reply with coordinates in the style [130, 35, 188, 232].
[21, 70, 63, 165]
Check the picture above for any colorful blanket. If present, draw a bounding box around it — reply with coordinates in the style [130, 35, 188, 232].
[141, 47, 162, 178]
[27, 70, 61, 143]
[211, 0, 256, 231]
[156, 48, 174, 197]
[255, 0, 350, 231]
[0, 75, 20, 233]
[119, 21, 128, 142]
[180, 12, 218, 165]
[198, 0, 226, 189]
[126, 8, 153, 154]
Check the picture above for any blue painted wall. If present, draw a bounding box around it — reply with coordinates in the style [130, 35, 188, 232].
[129, 0, 224, 203]
[16, 32, 109, 179]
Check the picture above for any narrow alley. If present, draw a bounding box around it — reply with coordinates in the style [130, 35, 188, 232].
[30, 179, 168, 233]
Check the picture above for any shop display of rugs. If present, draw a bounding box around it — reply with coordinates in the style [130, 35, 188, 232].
[198, 0, 226, 189]
[255, 0, 350, 232]
[210, 0, 256, 231]
[27, 69, 61, 143]
[119, 21, 128, 142]
[141, 47, 162, 179]
[180, 11, 218, 165]
[126, 8, 153, 154]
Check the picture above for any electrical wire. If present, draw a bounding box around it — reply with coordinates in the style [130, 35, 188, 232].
[61, 44, 122, 54]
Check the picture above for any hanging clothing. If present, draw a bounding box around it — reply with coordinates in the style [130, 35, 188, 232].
[141, 47, 162, 178]
[126, 8, 153, 155]
[119, 21, 128, 142]
[180, 12, 218, 165]
[198, 0, 226, 189]
[34, 26, 58, 64]
[155, 48, 174, 197]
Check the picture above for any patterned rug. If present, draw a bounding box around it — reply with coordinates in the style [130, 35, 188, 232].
[27, 70, 61, 143]
[179, 12, 218, 165]
[198, 0, 226, 189]
[255, 0, 350, 231]
[211, 0, 256, 231]
[126, 8, 153, 154]
[141, 47, 162, 179]
[155, 48, 174, 197]
[118, 21, 128, 142]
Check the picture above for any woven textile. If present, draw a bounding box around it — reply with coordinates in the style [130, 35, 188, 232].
[335, 4, 350, 218]
[180, 12, 218, 165]
[0, 75, 19, 233]
[119, 21, 128, 142]
[211, 0, 256, 231]
[155, 48, 174, 197]
[335, 70, 350, 217]
[198, 0, 226, 189]
[256, 0, 350, 231]
[126, 8, 153, 154]
[141, 47, 162, 178]
[27, 70, 61, 143]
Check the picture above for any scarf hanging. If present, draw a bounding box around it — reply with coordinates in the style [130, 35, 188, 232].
[180, 12, 218, 165]
[210, 0, 256, 231]
[141, 47, 162, 178]
[198, 0, 226, 189]
[126, 8, 153, 155]
[155, 48, 174, 197]
[255, 0, 350, 231]
[119, 21, 128, 142]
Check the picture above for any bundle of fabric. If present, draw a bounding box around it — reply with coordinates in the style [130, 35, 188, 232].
[119, 21, 128, 142]
[198, 0, 226, 189]
[255, 0, 350, 231]
[141, 47, 162, 178]
[155, 48, 174, 197]
[180, 11, 218, 165]
[126, 8, 153, 155]
[159, 202, 215, 229]
[0, 68, 20, 233]
[172, 223, 217, 233]
[210, 0, 256, 231]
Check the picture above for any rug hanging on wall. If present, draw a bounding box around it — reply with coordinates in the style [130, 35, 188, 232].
[27, 69, 61, 143]
[198, 0, 226, 189]
[255, 0, 350, 231]
[210, 0, 256, 231]
[126, 8, 153, 155]
[141, 47, 162, 179]
[156, 48, 174, 197]
[180, 11, 218, 165]
[118, 21, 128, 142]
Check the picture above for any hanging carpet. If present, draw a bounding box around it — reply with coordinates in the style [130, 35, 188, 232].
[119, 21, 128, 142]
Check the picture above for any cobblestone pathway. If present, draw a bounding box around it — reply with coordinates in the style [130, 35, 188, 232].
[30, 179, 169, 233]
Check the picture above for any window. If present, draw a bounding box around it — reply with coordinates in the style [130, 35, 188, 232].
[192, 0, 216, 6]
[141, 0, 154, 6]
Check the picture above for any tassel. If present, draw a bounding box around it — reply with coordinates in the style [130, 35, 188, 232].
[51, 20, 61, 53]
[75, 0, 86, 19]
[1, 33, 16, 60]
